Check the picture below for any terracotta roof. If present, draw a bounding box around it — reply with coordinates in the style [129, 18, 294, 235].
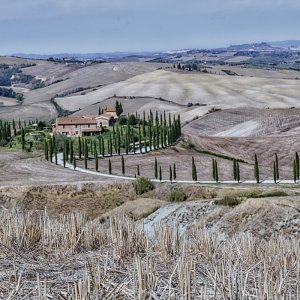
[96, 114, 114, 120]
[81, 128, 102, 132]
[56, 116, 97, 125]
[105, 107, 116, 112]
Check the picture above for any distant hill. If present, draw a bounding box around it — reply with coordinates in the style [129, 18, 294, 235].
[10, 51, 164, 61]
[226, 42, 276, 52]
[269, 40, 300, 49]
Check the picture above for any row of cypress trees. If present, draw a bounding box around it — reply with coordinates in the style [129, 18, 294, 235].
[1, 118, 44, 150]
[43, 134, 300, 184]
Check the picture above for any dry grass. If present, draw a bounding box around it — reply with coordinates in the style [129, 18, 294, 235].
[0, 209, 298, 299]
[0, 182, 137, 218]
[101, 198, 167, 221]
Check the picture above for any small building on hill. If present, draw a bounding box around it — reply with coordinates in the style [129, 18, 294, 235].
[104, 107, 118, 119]
[95, 114, 115, 127]
[52, 116, 103, 137]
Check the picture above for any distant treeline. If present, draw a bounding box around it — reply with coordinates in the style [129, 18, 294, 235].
[0, 87, 23, 101]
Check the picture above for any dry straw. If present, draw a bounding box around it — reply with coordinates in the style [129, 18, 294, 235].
[0, 208, 298, 299]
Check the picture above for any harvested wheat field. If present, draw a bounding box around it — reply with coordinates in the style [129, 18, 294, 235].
[0, 207, 299, 299]
[56, 70, 300, 114]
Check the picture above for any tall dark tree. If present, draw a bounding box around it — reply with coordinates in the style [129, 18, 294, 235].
[192, 156, 197, 181]
[63, 141, 66, 168]
[295, 152, 299, 180]
[73, 153, 76, 170]
[138, 124, 142, 154]
[236, 162, 240, 183]
[84, 139, 88, 169]
[54, 143, 58, 165]
[49, 138, 53, 163]
[121, 155, 125, 175]
[115, 100, 123, 116]
[214, 160, 219, 183]
[273, 161, 277, 184]
[94, 142, 98, 171]
[173, 163, 176, 181]
[154, 157, 158, 179]
[44, 140, 49, 161]
[108, 158, 112, 174]
[137, 164, 140, 176]
[159, 166, 162, 181]
[275, 153, 279, 181]
[293, 159, 297, 183]
[69, 140, 73, 164]
[254, 154, 260, 184]
[212, 159, 216, 182]
[169, 165, 173, 183]
[109, 134, 113, 157]
[233, 159, 237, 181]
[21, 127, 25, 150]
[78, 137, 82, 159]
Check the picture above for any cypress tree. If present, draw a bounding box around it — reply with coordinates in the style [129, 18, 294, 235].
[107, 138, 110, 157]
[108, 158, 112, 174]
[138, 124, 142, 154]
[293, 159, 297, 183]
[296, 152, 299, 180]
[94, 142, 98, 171]
[125, 134, 129, 155]
[273, 161, 277, 184]
[275, 153, 279, 180]
[169, 165, 173, 183]
[212, 159, 216, 181]
[65, 139, 70, 162]
[233, 159, 237, 181]
[214, 160, 219, 183]
[173, 163, 176, 181]
[254, 154, 259, 183]
[73, 153, 76, 170]
[236, 162, 240, 183]
[55, 145, 58, 165]
[192, 156, 197, 181]
[78, 137, 82, 159]
[69, 140, 73, 164]
[149, 124, 152, 151]
[44, 140, 49, 161]
[154, 157, 158, 179]
[49, 139, 53, 163]
[109, 134, 113, 157]
[117, 128, 121, 155]
[84, 140, 88, 169]
[101, 137, 105, 157]
[159, 166, 162, 181]
[137, 164, 140, 176]
[63, 141, 66, 168]
[21, 127, 25, 150]
[121, 155, 125, 175]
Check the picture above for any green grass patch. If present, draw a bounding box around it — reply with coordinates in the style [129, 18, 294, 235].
[169, 188, 188, 202]
[133, 177, 155, 195]
[214, 196, 242, 207]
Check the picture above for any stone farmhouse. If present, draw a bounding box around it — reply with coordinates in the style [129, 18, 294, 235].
[53, 110, 116, 137]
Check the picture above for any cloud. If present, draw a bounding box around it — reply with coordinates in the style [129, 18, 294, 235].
[1, 0, 299, 21]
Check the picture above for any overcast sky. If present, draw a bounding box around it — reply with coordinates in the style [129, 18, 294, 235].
[1, 0, 299, 54]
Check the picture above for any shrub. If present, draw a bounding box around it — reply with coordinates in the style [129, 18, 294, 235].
[169, 189, 187, 202]
[133, 177, 155, 195]
[214, 196, 242, 207]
